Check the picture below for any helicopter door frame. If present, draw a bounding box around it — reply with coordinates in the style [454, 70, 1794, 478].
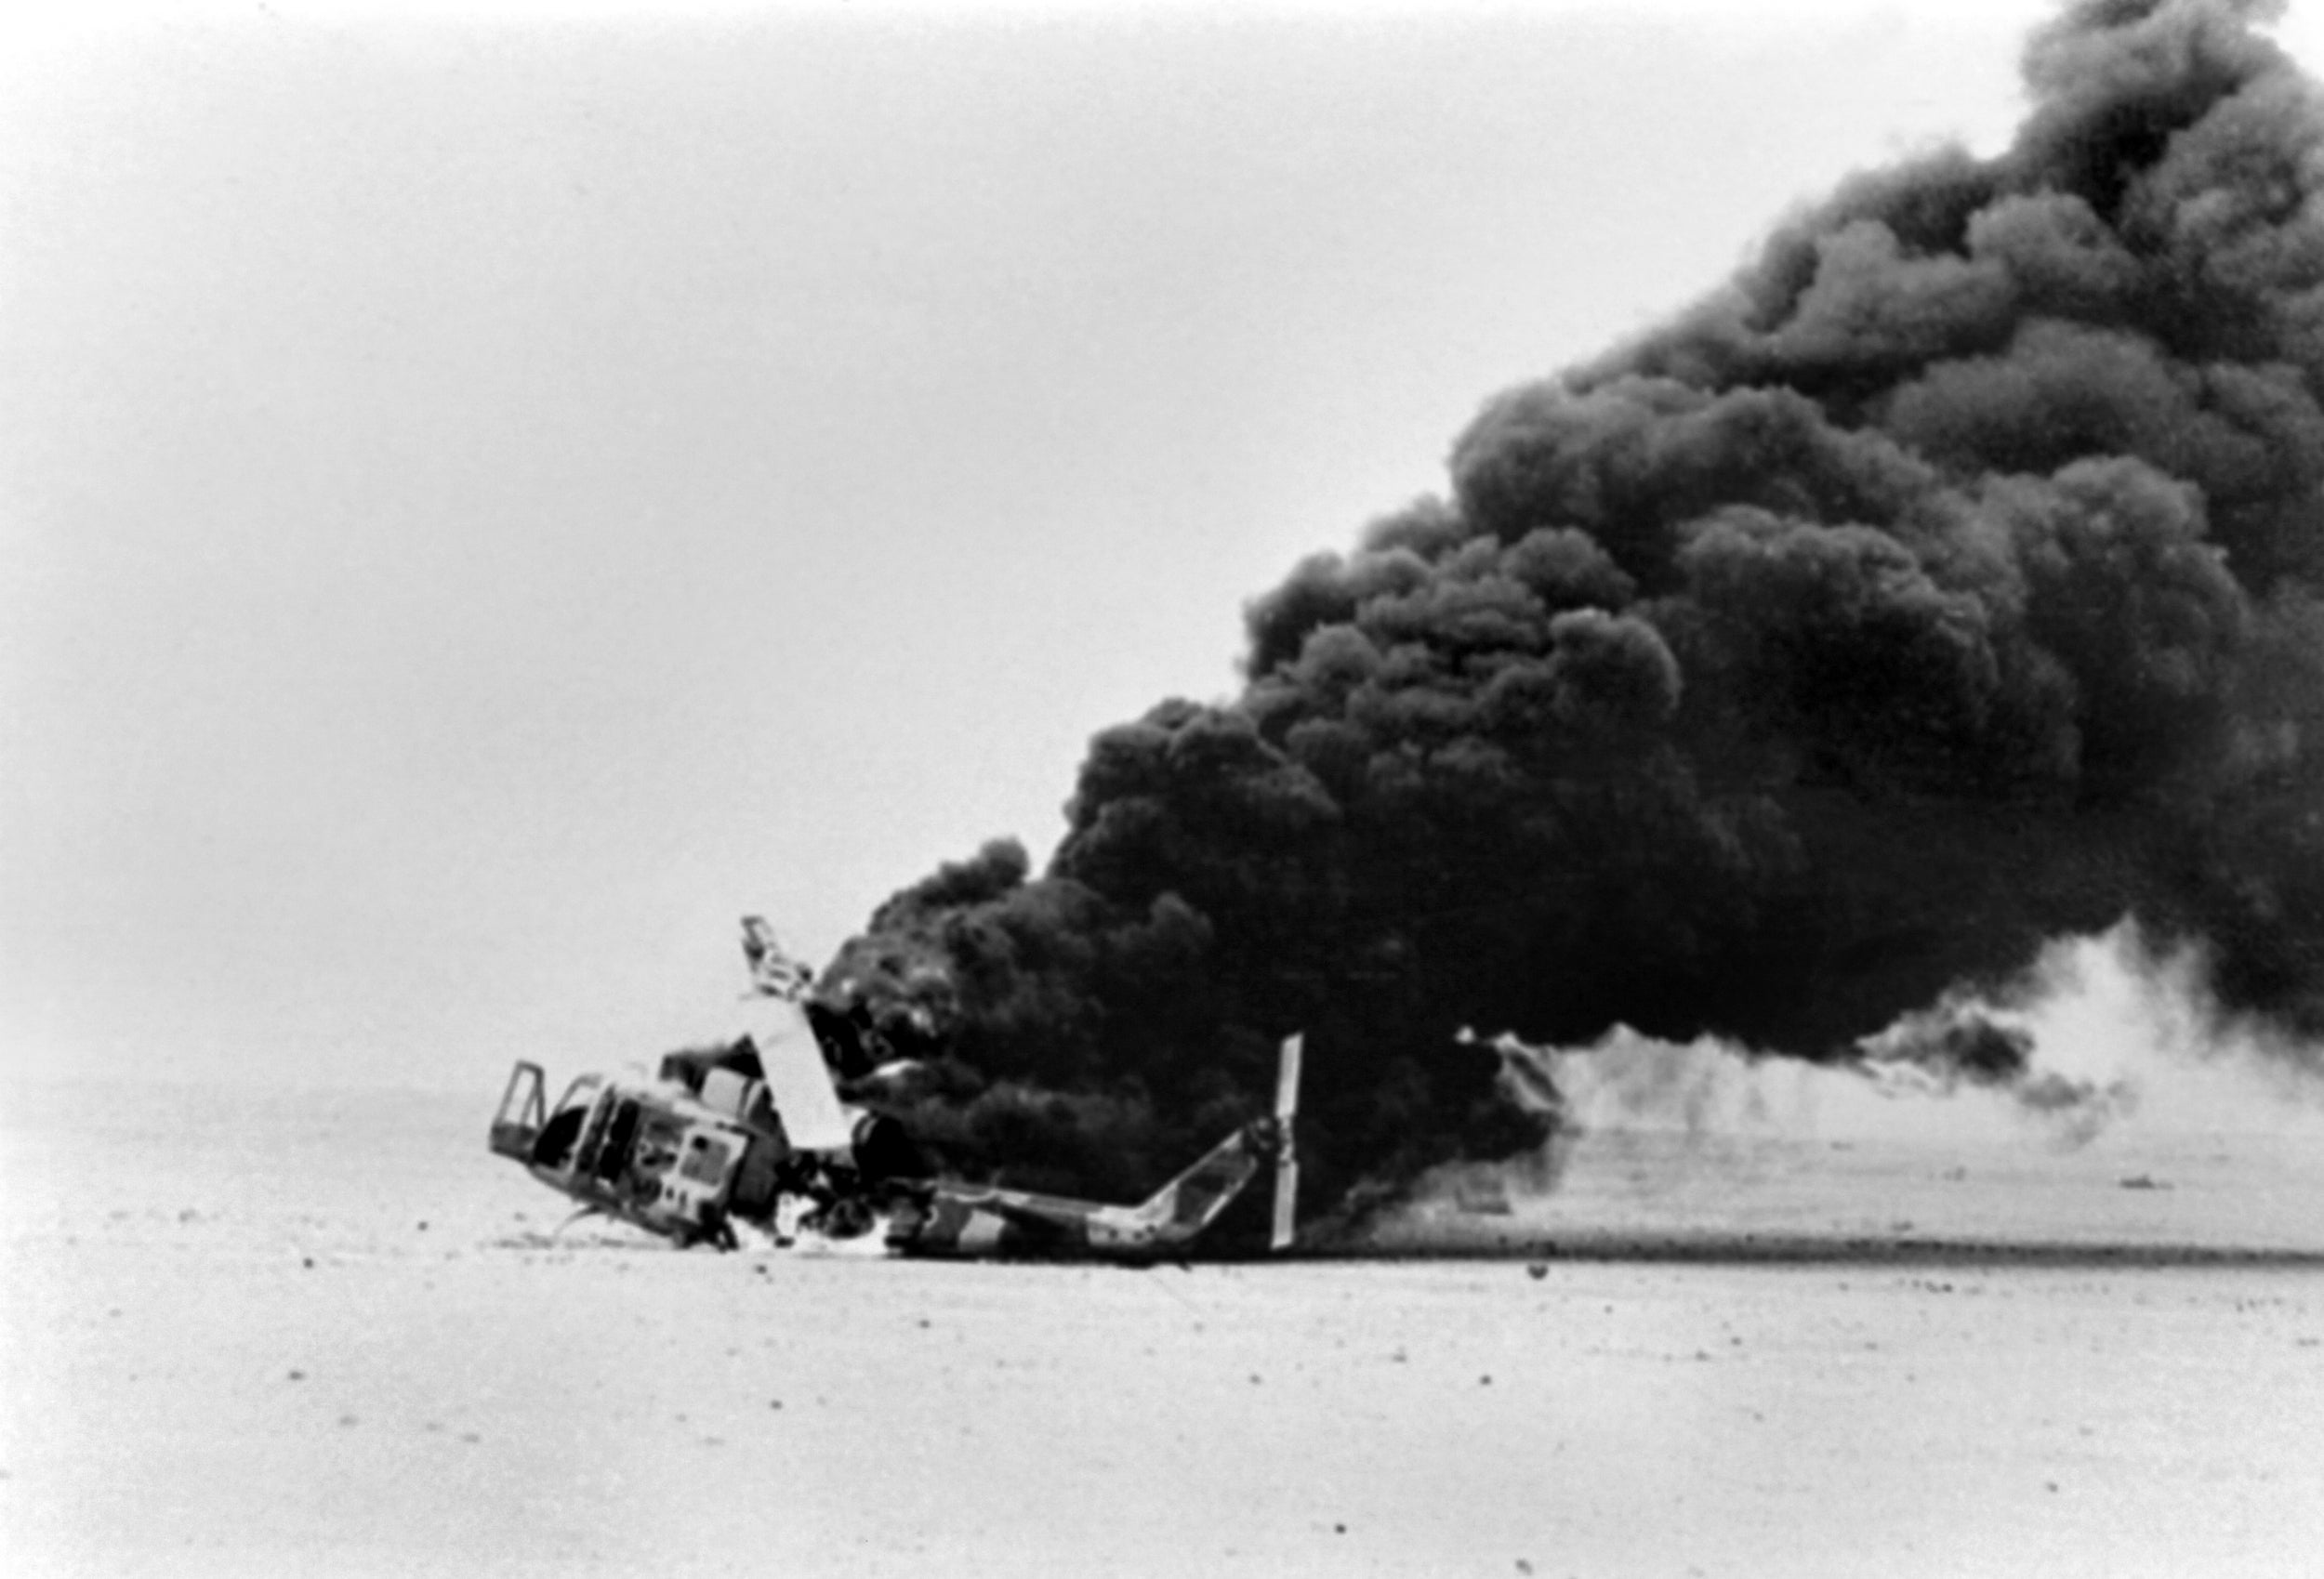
[489, 1061, 547, 1160]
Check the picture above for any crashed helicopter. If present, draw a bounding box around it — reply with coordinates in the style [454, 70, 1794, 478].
[488, 918, 1302, 1258]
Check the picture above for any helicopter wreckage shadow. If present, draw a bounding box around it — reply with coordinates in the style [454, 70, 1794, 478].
[479, 1222, 2324, 1269]
[1310, 1231, 2324, 1270]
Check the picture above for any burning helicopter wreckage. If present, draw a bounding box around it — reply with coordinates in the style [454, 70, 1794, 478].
[486, 918, 2161, 1259]
[489, 919, 1305, 1260]
[493, 1, 2324, 1257]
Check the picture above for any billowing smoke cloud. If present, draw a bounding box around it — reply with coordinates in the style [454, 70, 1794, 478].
[824, 0, 2324, 1218]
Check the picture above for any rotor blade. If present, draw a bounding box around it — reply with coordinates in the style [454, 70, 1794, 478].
[738, 995, 855, 1152]
[1274, 1033, 1302, 1122]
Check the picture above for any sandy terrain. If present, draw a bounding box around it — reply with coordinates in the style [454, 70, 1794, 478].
[6, 1075, 2324, 1578]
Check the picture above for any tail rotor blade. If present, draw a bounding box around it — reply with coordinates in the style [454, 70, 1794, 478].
[1270, 1033, 1302, 1252]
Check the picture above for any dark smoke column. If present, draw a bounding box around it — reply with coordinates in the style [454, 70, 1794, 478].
[825, 0, 2324, 1214]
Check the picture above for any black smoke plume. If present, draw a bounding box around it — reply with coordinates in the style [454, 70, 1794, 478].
[822, 0, 2324, 1217]
[1853, 990, 2142, 1145]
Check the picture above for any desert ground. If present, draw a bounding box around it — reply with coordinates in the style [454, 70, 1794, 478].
[6, 1072, 2324, 1579]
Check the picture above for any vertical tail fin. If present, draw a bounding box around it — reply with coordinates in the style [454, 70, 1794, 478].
[1103, 1033, 1301, 1254]
[1270, 1033, 1302, 1252]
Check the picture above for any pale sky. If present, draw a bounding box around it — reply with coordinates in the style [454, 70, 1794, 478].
[10, 0, 2324, 1092]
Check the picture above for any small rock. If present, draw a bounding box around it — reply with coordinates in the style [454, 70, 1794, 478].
[1526, 1263, 1548, 1280]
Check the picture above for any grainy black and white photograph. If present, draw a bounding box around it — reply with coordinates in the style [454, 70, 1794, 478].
[8, 0, 2324, 1572]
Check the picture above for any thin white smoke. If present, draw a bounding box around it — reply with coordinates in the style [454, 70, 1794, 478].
[1370, 920, 2324, 1251]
